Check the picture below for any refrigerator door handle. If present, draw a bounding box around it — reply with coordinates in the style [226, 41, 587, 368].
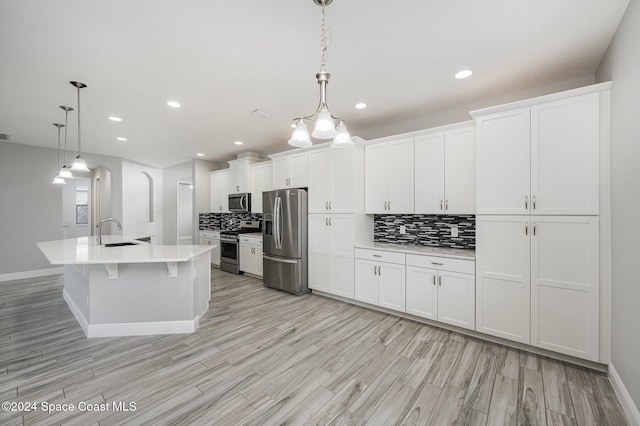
[263, 255, 299, 264]
[276, 196, 284, 249]
[273, 196, 281, 249]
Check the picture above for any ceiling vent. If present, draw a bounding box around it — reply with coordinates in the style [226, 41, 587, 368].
[0, 134, 10, 142]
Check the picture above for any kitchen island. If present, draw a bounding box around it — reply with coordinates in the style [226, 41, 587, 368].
[37, 236, 214, 338]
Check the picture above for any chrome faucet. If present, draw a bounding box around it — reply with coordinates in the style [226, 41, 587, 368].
[98, 218, 122, 245]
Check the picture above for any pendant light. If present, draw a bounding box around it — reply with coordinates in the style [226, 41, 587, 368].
[58, 106, 74, 179]
[288, 0, 353, 148]
[51, 123, 66, 185]
[70, 81, 90, 172]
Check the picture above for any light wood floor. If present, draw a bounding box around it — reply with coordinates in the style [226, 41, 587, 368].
[0, 269, 628, 425]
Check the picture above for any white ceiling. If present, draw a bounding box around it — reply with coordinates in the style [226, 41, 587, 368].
[0, 0, 629, 168]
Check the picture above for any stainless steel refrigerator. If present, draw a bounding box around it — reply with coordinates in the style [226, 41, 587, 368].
[262, 188, 309, 296]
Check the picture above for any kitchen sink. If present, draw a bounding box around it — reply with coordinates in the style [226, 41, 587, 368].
[104, 242, 138, 247]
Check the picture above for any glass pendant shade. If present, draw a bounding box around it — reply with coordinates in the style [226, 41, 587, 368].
[332, 120, 353, 148]
[311, 109, 337, 139]
[71, 155, 90, 172]
[52, 176, 66, 185]
[58, 165, 73, 179]
[288, 120, 312, 148]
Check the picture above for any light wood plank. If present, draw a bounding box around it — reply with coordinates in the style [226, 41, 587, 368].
[518, 367, 547, 426]
[487, 374, 518, 426]
[541, 357, 575, 417]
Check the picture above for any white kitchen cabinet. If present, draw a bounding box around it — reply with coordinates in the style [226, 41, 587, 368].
[250, 161, 272, 213]
[239, 235, 263, 277]
[308, 144, 363, 214]
[309, 214, 355, 298]
[531, 216, 599, 361]
[406, 254, 475, 330]
[200, 230, 221, 266]
[354, 248, 406, 311]
[209, 170, 229, 213]
[414, 126, 475, 214]
[476, 216, 531, 344]
[271, 151, 308, 189]
[475, 93, 599, 215]
[228, 157, 264, 194]
[365, 138, 414, 214]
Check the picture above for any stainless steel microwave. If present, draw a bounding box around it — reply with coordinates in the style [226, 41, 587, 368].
[228, 193, 251, 213]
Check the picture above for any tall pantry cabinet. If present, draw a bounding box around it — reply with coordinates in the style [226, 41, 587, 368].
[473, 83, 610, 362]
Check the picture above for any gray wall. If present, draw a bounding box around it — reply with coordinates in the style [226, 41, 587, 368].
[0, 143, 64, 274]
[162, 161, 192, 245]
[596, 0, 640, 408]
[192, 159, 219, 244]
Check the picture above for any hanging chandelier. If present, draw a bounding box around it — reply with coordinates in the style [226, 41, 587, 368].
[70, 81, 90, 172]
[58, 105, 74, 179]
[288, 0, 353, 148]
[51, 123, 66, 185]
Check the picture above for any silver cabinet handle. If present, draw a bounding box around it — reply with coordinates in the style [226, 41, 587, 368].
[440, 200, 443, 211]
[326, 217, 328, 226]
[329, 201, 332, 210]
[373, 265, 377, 275]
[525, 222, 528, 236]
[438, 276, 442, 286]
[431, 262, 444, 266]
[445, 200, 448, 211]
[329, 217, 332, 226]
[388, 201, 391, 210]
[236, 185, 240, 192]
[533, 195, 536, 210]
[373, 254, 382, 258]
[384, 201, 387, 210]
[525, 195, 528, 210]
[326, 201, 329, 210]
[533, 223, 536, 236]
[378, 266, 381, 276]
[433, 275, 436, 286]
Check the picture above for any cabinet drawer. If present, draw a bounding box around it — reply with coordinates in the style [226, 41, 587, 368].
[200, 231, 221, 239]
[406, 254, 474, 274]
[355, 248, 405, 265]
[240, 235, 262, 245]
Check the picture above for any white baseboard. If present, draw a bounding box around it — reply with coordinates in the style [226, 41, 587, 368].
[0, 267, 63, 282]
[63, 288, 198, 338]
[609, 363, 640, 426]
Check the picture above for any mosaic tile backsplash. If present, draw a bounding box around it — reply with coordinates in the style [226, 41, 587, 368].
[374, 214, 475, 249]
[199, 213, 262, 231]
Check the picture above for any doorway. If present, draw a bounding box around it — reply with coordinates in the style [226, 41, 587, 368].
[62, 177, 91, 238]
[177, 178, 193, 245]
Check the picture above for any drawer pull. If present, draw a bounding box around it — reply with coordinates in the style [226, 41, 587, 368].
[373, 255, 382, 258]
[431, 262, 444, 266]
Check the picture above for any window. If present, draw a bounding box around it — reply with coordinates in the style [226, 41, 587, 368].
[75, 186, 88, 225]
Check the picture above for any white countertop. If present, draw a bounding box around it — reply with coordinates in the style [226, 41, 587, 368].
[354, 242, 475, 260]
[37, 236, 214, 265]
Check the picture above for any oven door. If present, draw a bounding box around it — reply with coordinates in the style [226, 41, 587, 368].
[228, 193, 250, 213]
[220, 239, 239, 264]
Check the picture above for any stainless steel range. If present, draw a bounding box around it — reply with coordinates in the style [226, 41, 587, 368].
[220, 220, 261, 274]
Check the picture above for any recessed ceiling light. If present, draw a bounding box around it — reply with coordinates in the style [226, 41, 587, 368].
[116, 137, 127, 142]
[234, 141, 243, 145]
[196, 153, 205, 157]
[108, 116, 122, 122]
[355, 102, 367, 110]
[167, 101, 181, 108]
[455, 70, 473, 79]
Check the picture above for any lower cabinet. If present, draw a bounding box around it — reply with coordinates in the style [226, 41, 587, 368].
[406, 254, 475, 330]
[239, 235, 263, 277]
[354, 248, 406, 311]
[200, 231, 221, 266]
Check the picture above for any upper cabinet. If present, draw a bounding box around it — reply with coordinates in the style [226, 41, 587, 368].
[414, 126, 475, 214]
[475, 92, 600, 215]
[250, 161, 272, 214]
[228, 157, 263, 194]
[365, 138, 414, 214]
[308, 144, 365, 214]
[209, 169, 229, 213]
[271, 151, 308, 189]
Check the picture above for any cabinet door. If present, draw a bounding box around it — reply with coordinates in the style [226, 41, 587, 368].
[444, 127, 476, 214]
[210, 170, 229, 212]
[211, 236, 221, 266]
[228, 161, 249, 194]
[290, 152, 309, 188]
[329, 215, 354, 298]
[272, 156, 290, 189]
[308, 215, 330, 292]
[438, 271, 475, 330]
[414, 133, 445, 214]
[387, 138, 415, 213]
[239, 242, 253, 273]
[355, 259, 378, 305]
[365, 143, 389, 214]
[531, 93, 599, 215]
[406, 266, 438, 320]
[531, 216, 599, 361]
[255, 245, 263, 277]
[250, 163, 272, 214]
[476, 108, 531, 214]
[330, 147, 353, 213]
[308, 148, 331, 213]
[476, 215, 531, 343]
[378, 262, 406, 312]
